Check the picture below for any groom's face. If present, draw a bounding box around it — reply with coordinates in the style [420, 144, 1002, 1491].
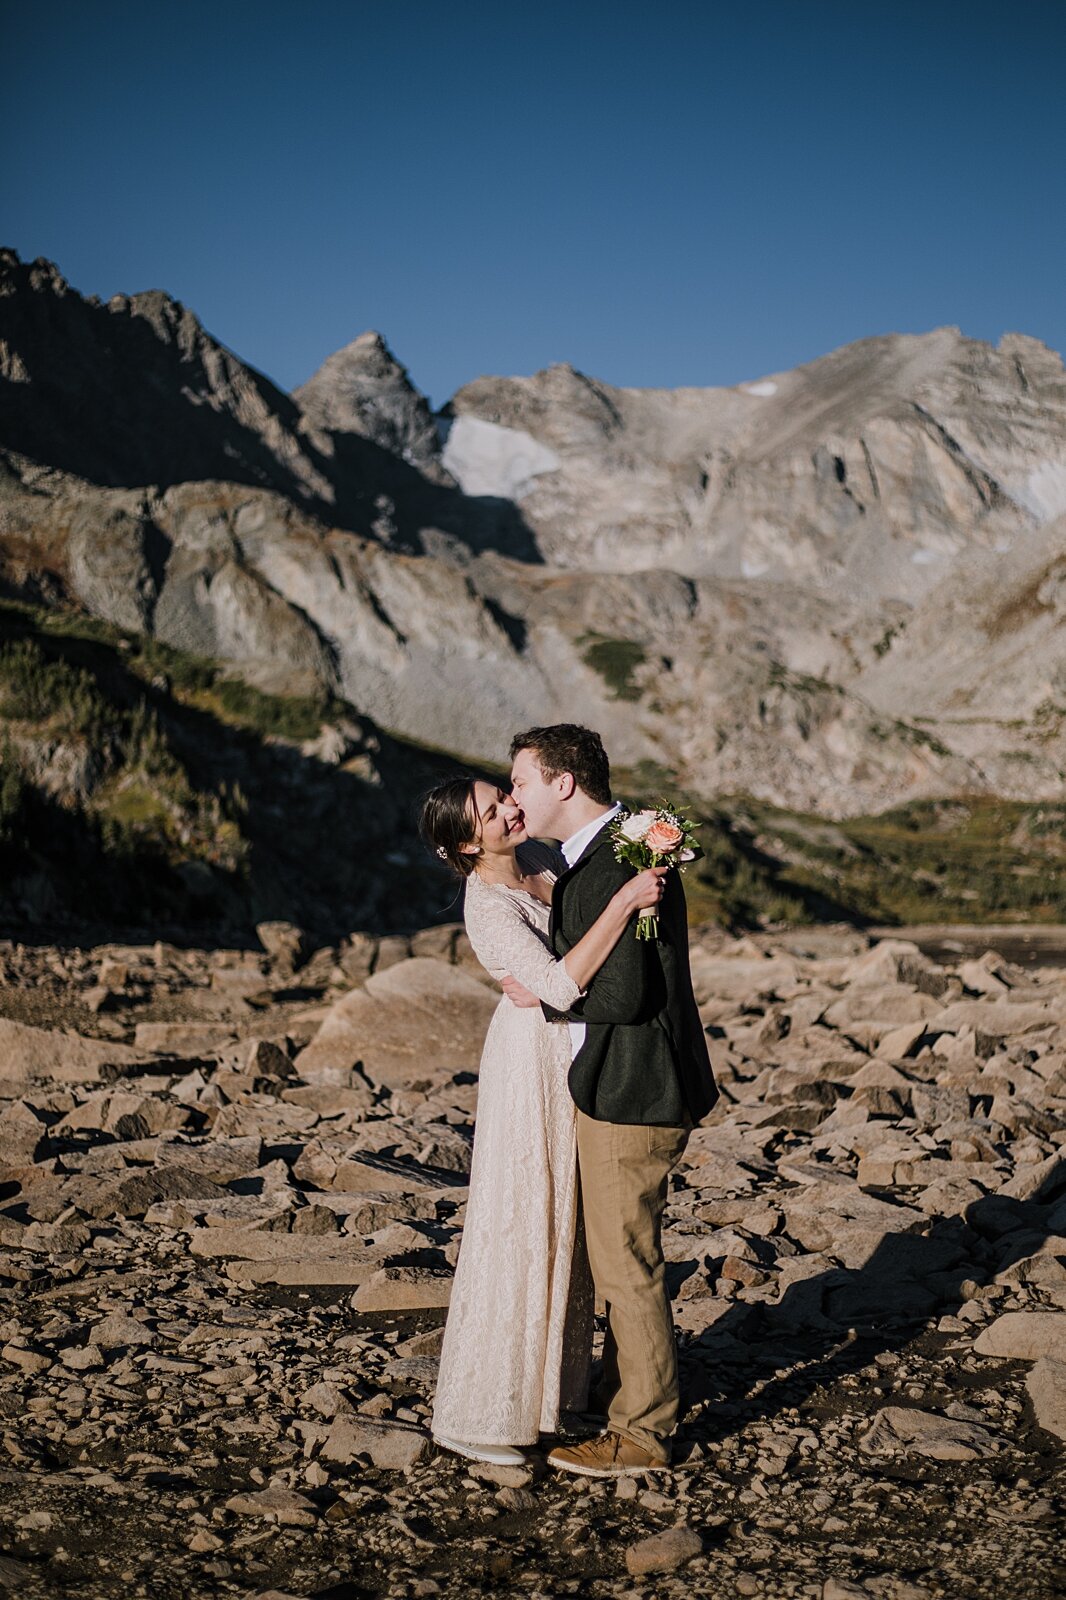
[509, 746, 568, 840]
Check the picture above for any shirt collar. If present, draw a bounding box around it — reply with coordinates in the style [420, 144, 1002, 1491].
[561, 801, 622, 868]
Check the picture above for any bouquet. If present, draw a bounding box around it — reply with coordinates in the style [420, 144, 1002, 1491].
[610, 806, 702, 940]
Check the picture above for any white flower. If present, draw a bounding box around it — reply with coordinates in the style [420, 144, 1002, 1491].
[619, 809, 657, 841]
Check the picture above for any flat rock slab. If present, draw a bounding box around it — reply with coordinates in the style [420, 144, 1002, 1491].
[320, 1415, 429, 1469]
[225, 1487, 318, 1526]
[859, 1405, 1001, 1461]
[1025, 1356, 1066, 1443]
[687, 951, 799, 1005]
[973, 1312, 1066, 1360]
[332, 1152, 465, 1194]
[625, 1524, 703, 1576]
[997, 1152, 1066, 1204]
[189, 1228, 379, 1287]
[225, 1259, 378, 1287]
[468, 1460, 534, 1489]
[155, 1135, 263, 1183]
[779, 1181, 924, 1256]
[94, 1165, 229, 1219]
[296, 958, 497, 1087]
[133, 1022, 240, 1054]
[91, 1311, 157, 1348]
[0, 1019, 148, 1090]
[351, 1266, 453, 1312]
[928, 998, 1066, 1036]
[189, 1228, 373, 1263]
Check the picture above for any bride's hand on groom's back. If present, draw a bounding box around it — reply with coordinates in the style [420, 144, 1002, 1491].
[501, 974, 540, 1008]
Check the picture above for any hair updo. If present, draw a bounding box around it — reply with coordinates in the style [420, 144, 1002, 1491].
[420, 776, 481, 879]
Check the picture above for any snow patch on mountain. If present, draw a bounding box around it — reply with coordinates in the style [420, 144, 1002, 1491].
[441, 415, 561, 499]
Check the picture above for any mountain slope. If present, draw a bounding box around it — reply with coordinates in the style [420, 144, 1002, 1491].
[1, 247, 1064, 817]
[445, 328, 1066, 590]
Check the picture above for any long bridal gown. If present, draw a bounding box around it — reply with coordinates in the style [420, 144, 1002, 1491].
[430, 841, 594, 1447]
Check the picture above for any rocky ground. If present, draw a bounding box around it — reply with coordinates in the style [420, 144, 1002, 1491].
[0, 919, 1064, 1600]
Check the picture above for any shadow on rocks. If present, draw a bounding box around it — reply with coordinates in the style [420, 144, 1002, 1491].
[676, 1155, 1066, 1445]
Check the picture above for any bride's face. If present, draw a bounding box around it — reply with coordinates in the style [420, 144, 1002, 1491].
[463, 781, 527, 863]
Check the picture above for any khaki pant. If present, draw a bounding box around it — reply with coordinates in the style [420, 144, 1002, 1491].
[576, 1110, 690, 1457]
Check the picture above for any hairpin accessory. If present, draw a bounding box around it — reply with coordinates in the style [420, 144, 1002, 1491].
[436, 846, 448, 860]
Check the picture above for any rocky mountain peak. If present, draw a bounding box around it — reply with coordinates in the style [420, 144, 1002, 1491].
[0, 249, 69, 300]
[294, 331, 444, 479]
[2, 247, 1065, 819]
[0, 248, 337, 507]
[107, 287, 209, 356]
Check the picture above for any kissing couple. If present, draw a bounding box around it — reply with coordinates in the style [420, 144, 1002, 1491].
[419, 724, 718, 1477]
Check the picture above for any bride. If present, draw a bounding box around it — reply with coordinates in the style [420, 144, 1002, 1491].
[419, 775, 665, 1465]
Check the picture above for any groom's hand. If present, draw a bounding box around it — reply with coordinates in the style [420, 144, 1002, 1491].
[501, 975, 540, 1008]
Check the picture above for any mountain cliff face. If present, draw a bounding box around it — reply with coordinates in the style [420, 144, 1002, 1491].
[446, 329, 1066, 589]
[294, 331, 448, 482]
[2, 247, 1064, 816]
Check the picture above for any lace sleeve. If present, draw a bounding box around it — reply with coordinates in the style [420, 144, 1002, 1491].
[464, 881, 582, 1011]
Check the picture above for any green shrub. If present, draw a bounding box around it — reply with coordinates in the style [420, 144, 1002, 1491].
[209, 677, 331, 740]
[0, 638, 120, 745]
[580, 634, 647, 701]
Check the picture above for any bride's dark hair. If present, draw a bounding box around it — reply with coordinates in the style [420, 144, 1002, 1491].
[420, 776, 483, 879]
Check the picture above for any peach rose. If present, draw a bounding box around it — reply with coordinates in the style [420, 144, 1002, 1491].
[644, 818, 684, 854]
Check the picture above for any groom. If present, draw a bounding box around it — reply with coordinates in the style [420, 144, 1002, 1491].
[505, 724, 717, 1476]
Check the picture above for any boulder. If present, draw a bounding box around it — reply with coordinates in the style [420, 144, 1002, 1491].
[973, 1312, 1066, 1360]
[1025, 1356, 1066, 1442]
[859, 1405, 1000, 1461]
[92, 1311, 158, 1349]
[91, 1165, 230, 1219]
[225, 1487, 318, 1526]
[155, 1135, 263, 1184]
[319, 1415, 429, 1469]
[350, 1266, 453, 1312]
[625, 1525, 703, 1576]
[0, 1018, 147, 1089]
[296, 958, 497, 1087]
[840, 941, 923, 987]
[133, 1022, 239, 1055]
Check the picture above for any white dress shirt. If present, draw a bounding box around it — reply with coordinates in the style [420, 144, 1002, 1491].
[560, 802, 622, 1059]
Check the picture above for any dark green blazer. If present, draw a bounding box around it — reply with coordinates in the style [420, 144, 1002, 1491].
[543, 826, 718, 1126]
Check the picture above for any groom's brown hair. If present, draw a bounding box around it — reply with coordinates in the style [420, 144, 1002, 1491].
[509, 724, 611, 805]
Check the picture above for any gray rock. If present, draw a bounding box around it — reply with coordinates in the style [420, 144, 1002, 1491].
[0, 1018, 147, 1091]
[319, 1414, 429, 1469]
[1025, 1356, 1066, 1442]
[302, 1380, 353, 1419]
[624, 1524, 703, 1576]
[92, 1311, 157, 1349]
[296, 959, 497, 1087]
[255, 921, 309, 971]
[1, 1341, 52, 1375]
[973, 1312, 1066, 1360]
[859, 1404, 1001, 1461]
[225, 1486, 318, 1526]
[350, 1266, 453, 1312]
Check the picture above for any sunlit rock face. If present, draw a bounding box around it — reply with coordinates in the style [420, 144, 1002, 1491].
[294, 331, 449, 482]
[2, 246, 1065, 814]
[449, 328, 1066, 595]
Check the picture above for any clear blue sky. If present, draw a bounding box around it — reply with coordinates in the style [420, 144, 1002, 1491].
[4, 1, 1064, 407]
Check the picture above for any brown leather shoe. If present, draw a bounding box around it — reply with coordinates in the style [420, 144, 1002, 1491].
[547, 1431, 670, 1478]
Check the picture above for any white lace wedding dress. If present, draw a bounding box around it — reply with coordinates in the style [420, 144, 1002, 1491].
[430, 841, 594, 1446]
